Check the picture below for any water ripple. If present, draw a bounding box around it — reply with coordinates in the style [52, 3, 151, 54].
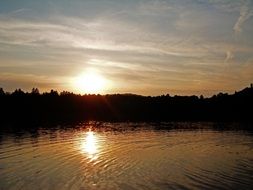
[0, 123, 253, 190]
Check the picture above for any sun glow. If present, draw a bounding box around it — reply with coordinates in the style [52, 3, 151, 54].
[73, 71, 106, 94]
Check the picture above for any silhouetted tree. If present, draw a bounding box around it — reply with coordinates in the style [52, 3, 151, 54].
[50, 89, 58, 96]
[0, 88, 4, 96]
[12, 89, 25, 96]
[60, 91, 73, 96]
[31, 88, 40, 95]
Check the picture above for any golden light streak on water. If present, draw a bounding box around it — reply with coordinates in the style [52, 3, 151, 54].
[80, 130, 99, 161]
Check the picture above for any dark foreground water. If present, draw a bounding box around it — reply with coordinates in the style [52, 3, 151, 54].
[0, 122, 253, 190]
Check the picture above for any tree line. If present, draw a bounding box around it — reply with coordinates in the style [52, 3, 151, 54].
[0, 85, 252, 125]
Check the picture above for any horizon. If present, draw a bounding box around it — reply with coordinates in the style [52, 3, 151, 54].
[1, 0, 253, 96]
[1, 83, 252, 97]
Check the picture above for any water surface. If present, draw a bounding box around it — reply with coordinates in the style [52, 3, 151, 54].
[0, 122, 253, 190]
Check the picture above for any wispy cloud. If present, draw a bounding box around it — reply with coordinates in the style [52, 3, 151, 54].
[233, 0, 253, 35]
[224, 50, 234, 62]
[139, 0, 173, 15]
[0, 17, 219, 57]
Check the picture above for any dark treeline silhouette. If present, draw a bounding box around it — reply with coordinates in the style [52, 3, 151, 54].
[0, 85, 253, 125]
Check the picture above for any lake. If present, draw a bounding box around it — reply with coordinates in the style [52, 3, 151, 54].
[0, 122, 253, 190]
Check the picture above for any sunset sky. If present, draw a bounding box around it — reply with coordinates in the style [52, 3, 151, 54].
[0, 0, 253, 96]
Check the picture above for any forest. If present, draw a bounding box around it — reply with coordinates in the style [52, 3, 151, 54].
[0, 85, 252, 125]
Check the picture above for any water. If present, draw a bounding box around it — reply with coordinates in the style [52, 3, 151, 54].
[0, 122, 253, 190]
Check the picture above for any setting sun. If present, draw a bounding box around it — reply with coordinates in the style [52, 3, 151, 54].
[73, 71, 106, 94]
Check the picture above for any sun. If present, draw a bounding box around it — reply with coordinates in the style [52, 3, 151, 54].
[73, 71, 106, 94]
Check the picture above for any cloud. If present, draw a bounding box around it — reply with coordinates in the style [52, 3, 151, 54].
[225, 50, 234, 62]
[139, 0, 172, 15]
[0, 17, 213, 58]
[233, 0, 253, 35]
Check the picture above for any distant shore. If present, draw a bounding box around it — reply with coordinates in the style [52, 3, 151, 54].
[0, 85, 253, 125]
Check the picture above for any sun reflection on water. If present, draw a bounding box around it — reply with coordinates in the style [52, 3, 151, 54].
[81, 130, 98, 160]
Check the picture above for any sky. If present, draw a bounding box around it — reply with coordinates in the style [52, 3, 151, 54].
[0, 0, 253, 96]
